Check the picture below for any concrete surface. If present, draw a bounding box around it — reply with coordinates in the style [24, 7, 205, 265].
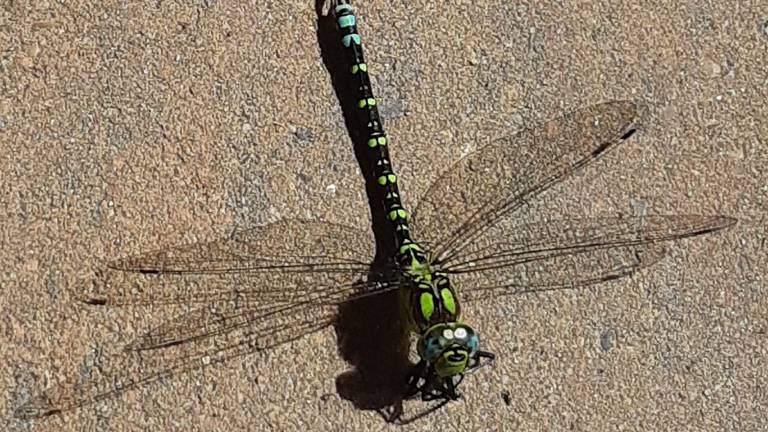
[2, 0, 766, 431]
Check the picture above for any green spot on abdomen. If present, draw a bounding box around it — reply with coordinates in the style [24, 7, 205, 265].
[420, 292, 435, 321]
[351, 63, 368, 74]
[358, 97, 377, 108]
[399, 242, 423, 254]
[388, 208, 408, 221]
[377, 173, 397, 186]
[367, 136, 387, 148]
[440, 288, 457, 315]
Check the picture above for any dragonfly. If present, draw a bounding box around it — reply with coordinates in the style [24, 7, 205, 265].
[15, 0, 735, 421]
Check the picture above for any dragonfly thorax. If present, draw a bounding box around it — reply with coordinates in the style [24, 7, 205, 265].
[409, 271, 461, 329]
[397, 241, 462, 331]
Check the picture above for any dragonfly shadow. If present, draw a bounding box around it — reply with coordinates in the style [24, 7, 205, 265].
[334, 289, 412, 410]
[315, 2, 416, 416]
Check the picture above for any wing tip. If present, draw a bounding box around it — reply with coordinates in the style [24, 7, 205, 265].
[596, 99, 638, 118]
[106, 260, 162, 274]
[81, 297, 108, 305]
[708, 215, 738, 232]
[610, 98, 638, 113]
[620, 127, 637, 141]
[588, 100, 640, 158]
[13, 401, 61, 420]
[122, 340, 142, 351]
[123, 336, 185, 352]
[666, 214, 737, 239]
[589, 123, 637, 158]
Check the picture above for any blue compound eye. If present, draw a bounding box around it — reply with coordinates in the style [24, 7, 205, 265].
[418, 324, 453, 361]
[466, 333, 479, 354]
[454, 325, 479, 354]
[418, 323, 480, 362]
[424, 336, 443, 360]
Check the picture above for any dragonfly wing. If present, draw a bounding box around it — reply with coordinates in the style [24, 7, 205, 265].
[440, 216, 735, 302]
[14, 301, 336, 420]
[454, 244, 668, 303]
[80, 266, 399, 307]
[85, 219, 382, 306]
[123, 279, 395, 351]
[410, 101, 638, 263]
[109, 219, 374, 275]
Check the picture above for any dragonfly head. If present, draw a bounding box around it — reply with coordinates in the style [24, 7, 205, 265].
[417, 322, 479, 377]
[411, 322, 495, 401]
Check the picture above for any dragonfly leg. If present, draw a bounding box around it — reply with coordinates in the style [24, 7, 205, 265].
[416, 370, 465, 401]
[466, 350, 496, 374]
[405, 360, 454, 401]
[405, 360, 428, 398]
[377, 402, 404, 423]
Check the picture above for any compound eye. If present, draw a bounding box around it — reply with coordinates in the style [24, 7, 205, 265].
[423, 336, 443, 361]
[466, 334, 479, 354]
[455, 325, 479, 354]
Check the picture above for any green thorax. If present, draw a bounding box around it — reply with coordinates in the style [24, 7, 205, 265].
[397, 241, 462, 332]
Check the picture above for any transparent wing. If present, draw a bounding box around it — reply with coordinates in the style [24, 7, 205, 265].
[410, 101, 638, 263]
[123, 278, 394, 351]
[19, 270, 403, 418]
[81, 266, 399, 307]
[440, 216, 736, 302]
[83, 219, 381, 306]
[109, 219, 374, 275]
[18, 220, 393, 417]
[14, 301, 336, 419]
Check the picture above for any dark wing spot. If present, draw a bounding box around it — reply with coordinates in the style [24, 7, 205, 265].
[591, 140, 612, 157]
[82, 297, 107, 305]
[620, 128, 637, 140]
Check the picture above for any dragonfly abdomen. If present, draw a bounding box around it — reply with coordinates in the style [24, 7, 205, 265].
[333, 2, 414, 251]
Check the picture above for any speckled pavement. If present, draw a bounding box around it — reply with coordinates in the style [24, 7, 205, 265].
[2, 1, 766, 431]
